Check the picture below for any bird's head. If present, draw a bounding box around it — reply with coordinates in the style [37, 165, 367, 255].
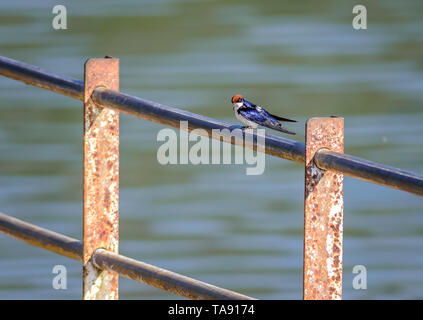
[231, 94, 244, 108]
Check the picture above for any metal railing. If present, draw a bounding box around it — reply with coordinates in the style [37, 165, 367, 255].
[0, 212, 252, 300]
[0, 55, 422, 300]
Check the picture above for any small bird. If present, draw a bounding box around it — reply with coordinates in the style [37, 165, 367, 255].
[231, 94, 297, 135]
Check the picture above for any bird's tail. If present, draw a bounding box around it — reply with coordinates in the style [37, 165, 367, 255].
[269, 113, 297, 123]
[265, 123, 296, 135]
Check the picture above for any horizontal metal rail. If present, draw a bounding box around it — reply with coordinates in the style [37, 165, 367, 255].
[0, 212, 254, 300]
[1, 55, 422, 196]
[91, 249, 254, 300]
[0, 212, 82, 261]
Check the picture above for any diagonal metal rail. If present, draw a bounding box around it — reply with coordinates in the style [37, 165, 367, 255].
[0, 212, 254, 300]
[1, 55, 422, 196]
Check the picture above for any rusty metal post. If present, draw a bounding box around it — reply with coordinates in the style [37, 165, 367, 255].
[303, 117, 344, 300]
[83, 58, 119, 299]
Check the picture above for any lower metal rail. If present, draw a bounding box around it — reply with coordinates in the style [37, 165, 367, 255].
[0, 212, 254, 300]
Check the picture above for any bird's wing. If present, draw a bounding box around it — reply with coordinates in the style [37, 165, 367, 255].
[243, 100, 258, 108]
[238, 107, 272, 125]
[246, 100, 297, 122]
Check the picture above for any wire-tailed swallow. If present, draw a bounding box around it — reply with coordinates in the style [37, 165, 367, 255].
[231, 94, 297, 135]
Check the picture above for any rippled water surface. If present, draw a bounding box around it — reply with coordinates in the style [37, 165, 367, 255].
[0, 0, 422, 299]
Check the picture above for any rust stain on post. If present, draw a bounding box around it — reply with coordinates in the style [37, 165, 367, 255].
[303, 117, 344, 300]
[83, 58, 119, 300]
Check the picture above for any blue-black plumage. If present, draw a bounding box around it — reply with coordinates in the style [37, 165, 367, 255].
[231, 94, 296, 135]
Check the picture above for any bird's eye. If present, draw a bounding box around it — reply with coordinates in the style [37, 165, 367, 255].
[237, 98, 242, 102]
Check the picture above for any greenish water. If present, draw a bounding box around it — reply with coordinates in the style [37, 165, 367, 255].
[0, 0, 423, 299]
